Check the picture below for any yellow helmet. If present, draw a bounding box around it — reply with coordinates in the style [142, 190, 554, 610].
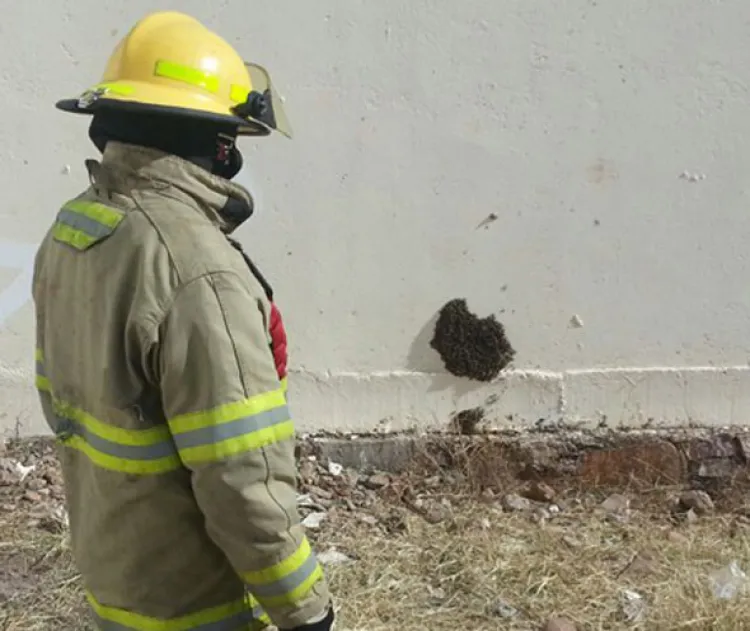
[56, 11, 292, 138]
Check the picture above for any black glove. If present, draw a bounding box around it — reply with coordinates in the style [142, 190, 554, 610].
[280, 605, 334, 631]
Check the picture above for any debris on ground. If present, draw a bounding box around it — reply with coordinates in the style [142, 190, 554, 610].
[543, 617, 578, 631]
[4, 437, 750, 629]
[523, 481, 557, 503]
[488, 598, 521, 619]
[619, 589, 648, 623]
[709, 560, 748, 600]
[502, 492, 533, 512]
[430, 298, 515, 381]
[317, 548, 354, 567]
[679, 490, 715, 515]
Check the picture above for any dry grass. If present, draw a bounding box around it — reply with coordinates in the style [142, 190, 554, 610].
[4, 495, 750, 630]
[0, 510, 91, 630]
[320, 501, 750, 630]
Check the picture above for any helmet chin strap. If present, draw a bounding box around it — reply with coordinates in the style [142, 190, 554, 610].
[88, 108, 243, 180]
[214, 133, 243, 179]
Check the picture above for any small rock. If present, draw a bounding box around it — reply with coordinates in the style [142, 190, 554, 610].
[308, 485, 334, 501]
[363, 473, 390, 490]
[26, 477, 46, 491]
[427, 585, 446, 606]
[532, 507, 552, 523]
[480, 488, 496, 502]
[345, 471, 360, 487]
[685, 508, 700, 524]
[543, 617, 577, 631]
[679, 490, 714, 515]
[424, 475, 442, 488]
[381, 508, 409, 534]
[297, 494, 324, 511]
[425, 506, 449, 524]
[621, 553, 657, 578]
[601, 494, 630, 514]
[666, 530, 689, 545]
[562, 535, 583, 549]
[502, 493, 532, 512]
[22, 490, 42, 503]
[356, 513, 378, 526]
[317, 548, 353, 566]
[480, 517, 491, 530]
[298, 460, 316, 481]
[488, 599, 520, 619]
[301, 512, 327, 529]
[523, 481, 556, 503]
[606, 511, 630, 524]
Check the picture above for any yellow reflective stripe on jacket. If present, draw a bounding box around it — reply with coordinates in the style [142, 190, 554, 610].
[35, 352, 180, 475]
[168, 388, 294, 466]
[87, 591, 256, 631]
[34, 348, 51, 392]
[243, 538, 324, 609]
[53, 199, 124, 251]
[246, 594, 272, 629]
[53, 400, 180, 475]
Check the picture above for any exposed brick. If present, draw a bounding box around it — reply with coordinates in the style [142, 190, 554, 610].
[579, 440, 686, 486]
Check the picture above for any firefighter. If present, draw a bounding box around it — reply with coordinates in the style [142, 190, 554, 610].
[32, 11, 333, 631]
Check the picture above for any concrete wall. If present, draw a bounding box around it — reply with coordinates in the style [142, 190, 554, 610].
[2, 0, 750, 436]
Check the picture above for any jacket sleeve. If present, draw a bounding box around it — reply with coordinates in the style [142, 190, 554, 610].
[157, 271, 330, 630]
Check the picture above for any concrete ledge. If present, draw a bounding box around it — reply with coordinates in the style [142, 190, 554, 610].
[5, 365, 750, 437]
[289, 366, 750, 433]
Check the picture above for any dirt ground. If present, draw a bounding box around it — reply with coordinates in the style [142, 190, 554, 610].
[3, 438, 750, 631]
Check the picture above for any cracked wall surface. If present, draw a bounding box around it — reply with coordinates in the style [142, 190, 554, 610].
[2, 1, 750, 436]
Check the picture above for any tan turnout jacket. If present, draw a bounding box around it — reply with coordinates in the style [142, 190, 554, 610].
[32, 141, 329, 631]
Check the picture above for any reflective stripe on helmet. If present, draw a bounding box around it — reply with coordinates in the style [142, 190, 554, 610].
[155, 60, 251, 106]
[155, 60, 221, 94]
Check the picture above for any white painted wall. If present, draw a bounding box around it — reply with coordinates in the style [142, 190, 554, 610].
[2, 0, 750, 436]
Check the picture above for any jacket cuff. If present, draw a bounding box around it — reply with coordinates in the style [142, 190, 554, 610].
[280, 603, 334, 631]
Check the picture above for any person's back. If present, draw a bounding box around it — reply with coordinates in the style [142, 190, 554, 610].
[33, 11, 333, 631]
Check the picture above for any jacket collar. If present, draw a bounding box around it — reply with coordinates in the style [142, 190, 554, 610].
[95, 141, 254, 233]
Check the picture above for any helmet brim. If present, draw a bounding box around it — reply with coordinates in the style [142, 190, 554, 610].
[55, 97, 273, 137]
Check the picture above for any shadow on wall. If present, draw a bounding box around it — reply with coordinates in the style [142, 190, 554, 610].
[406, 299, 515, 397]
[406, 317, 481, 396]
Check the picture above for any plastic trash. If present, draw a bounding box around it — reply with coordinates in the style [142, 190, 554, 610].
[301, 511, 327, 529]
[709, 560, 748, 600]
[620, 589, 647, 623]
[328, 461, 343, 476]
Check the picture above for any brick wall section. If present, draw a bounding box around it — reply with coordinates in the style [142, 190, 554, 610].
[303, 429, 750, 496]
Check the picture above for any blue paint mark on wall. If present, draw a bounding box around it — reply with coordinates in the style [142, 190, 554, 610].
[0, 241, 38, 327]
